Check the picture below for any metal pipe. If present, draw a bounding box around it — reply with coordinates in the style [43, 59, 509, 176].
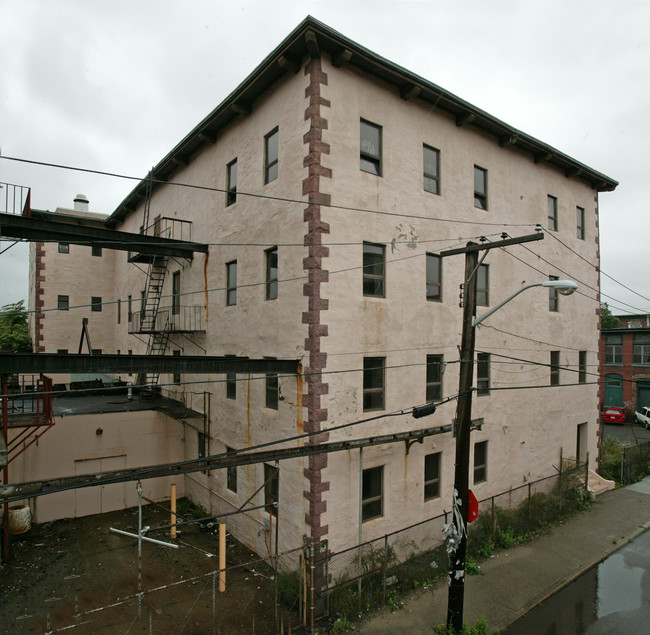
[110, 527, 179, 549]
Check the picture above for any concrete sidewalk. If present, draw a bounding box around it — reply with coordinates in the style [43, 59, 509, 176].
[359, 477, 650, 633]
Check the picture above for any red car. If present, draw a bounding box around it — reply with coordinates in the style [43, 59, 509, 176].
[603, 407, 626, 424]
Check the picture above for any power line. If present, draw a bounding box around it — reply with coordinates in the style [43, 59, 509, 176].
[0, 154, 534, 228]
[546, 231, 650, 306]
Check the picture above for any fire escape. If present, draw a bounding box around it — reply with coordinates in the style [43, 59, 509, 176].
[128, 181, 205, 395]
[2, 375, 55, 468]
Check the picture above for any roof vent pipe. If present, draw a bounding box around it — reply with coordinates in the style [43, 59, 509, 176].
[73, 194, 89, 212]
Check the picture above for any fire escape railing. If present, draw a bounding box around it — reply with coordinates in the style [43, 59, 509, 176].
[129, 305, 206, 334]
[3, 375, 55, 464]
[0, 182, 31, 217]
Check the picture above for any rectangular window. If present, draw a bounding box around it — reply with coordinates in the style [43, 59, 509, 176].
[423, 145, 440, 194]
[265, 358, 278, 410]
[264, 463, 279, 517]
[266, 247, 278, 300]
[477, 352, 490, 395]
[226, 447, 237, 493]
[198, 431, 206, 461]
[474, 166, 488, 210]
[226, 159, 237, 206]
[226, 355, 236, 400]
[424, 452, 441, 500]
[265, 128, 279, 184]
[172, 271, 181, 316]
[91, 296, 102, 312]
[363, 357, 385, 411]
[117, 298, 121, 324]
[579, 351, 587, 384]
[548, 195, 558, 231]
[58, 242, 69, 254]
[633, 334, 650, 364]
[426, 354, 443, 402]
[92, 245, 102, 257]
[605, 334, 622, 364]
[426, 253, 442, 302]
[91, 348, 102, 355]
[362, 465, 383, 522]
[477, 264, 489, 307]
[57, 349, 68, 354]
[363, 242, 385, 297]
[226, 261, 237, 306]
[550, 351, 560, 385]
[576, 206, 585, 240]
[172, 349, 181, 385]
[549, 275, 559, 312]
[474, 441, 488, 484]
[360, 119, 382, 176]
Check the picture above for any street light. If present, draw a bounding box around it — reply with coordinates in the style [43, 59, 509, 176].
[447, 275, 577, 633]
[472, 280, 578, 327]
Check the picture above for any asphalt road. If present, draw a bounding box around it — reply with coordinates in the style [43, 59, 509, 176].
[603, 421, 650, 445]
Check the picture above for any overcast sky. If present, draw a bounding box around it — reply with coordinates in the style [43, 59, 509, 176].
[1, 0, 648, 315]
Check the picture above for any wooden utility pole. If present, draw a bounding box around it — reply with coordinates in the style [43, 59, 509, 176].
[441, 232, 544, 632]
[447, 244, 478, 632]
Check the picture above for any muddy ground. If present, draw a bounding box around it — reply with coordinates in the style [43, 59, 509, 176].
[0, 502, 297, 634]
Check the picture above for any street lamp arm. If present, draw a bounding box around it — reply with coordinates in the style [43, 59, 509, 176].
[472, 283, 541, 327]
[472, 279, 577, 327]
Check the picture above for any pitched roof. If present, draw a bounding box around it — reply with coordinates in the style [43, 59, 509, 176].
[107, 16, 617, 226]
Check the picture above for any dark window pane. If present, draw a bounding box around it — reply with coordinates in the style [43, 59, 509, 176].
[424, 453, 441, 500]
[363, 242, 385, 297]
[360, 120, 382, 176]
[426, 354, 443, 401]
[474, 441, 487, 483]
[363, 357, 385, 411]
[426, 253, 441, 301]
[266, 248, 278, 300]
[477, 264, 489, 306]
[423, 145, 440, 194]
[227, 261, 237, 306]
[362, 466, 383, 521]
[265, 129, 279, 184]
[264, 464, 279, 517]
[227, 160, 237, 206]
[474, 166, 487, 210]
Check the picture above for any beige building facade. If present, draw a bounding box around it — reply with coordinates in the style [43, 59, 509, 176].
[26, 18, 616, 556]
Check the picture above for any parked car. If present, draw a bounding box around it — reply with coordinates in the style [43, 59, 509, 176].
[634, 406, 650, 429]
[603, 407, 626, 424]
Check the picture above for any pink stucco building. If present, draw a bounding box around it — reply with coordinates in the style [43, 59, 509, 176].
[24, 17, 616, 556]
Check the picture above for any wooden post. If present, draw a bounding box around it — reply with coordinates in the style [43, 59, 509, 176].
[219, 522, 226, 592]
[170, 483, 177, 540]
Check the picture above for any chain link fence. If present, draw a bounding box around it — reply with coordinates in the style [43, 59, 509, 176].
[39, 463, 588, 633]
[622, 440, 650, 484]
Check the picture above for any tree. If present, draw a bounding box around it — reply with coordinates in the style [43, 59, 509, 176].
[600, 303, 620, 329]
[0, 300, 33, 353]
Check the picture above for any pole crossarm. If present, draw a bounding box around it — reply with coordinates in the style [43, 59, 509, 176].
[440, 231, 543, 257]
[0, 424, 453, 505]
[0, 212, 208, 257]
[0, 353, 299, 376]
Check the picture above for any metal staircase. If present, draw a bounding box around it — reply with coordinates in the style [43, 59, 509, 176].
[137, 256, 171, 397]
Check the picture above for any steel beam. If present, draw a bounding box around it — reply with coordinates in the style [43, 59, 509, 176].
[0, 213, 208, 257]
[0, 353, 299, 375]
[0, 425, 452, 504]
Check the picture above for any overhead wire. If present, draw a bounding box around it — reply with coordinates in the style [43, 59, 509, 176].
[0, 154, 534, 228]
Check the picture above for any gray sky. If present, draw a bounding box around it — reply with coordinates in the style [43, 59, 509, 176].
[1, 0, 647, 315]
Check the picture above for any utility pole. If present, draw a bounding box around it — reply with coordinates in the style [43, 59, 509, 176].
[447, 244, 477, 632]
[441, 232, 543, 633]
